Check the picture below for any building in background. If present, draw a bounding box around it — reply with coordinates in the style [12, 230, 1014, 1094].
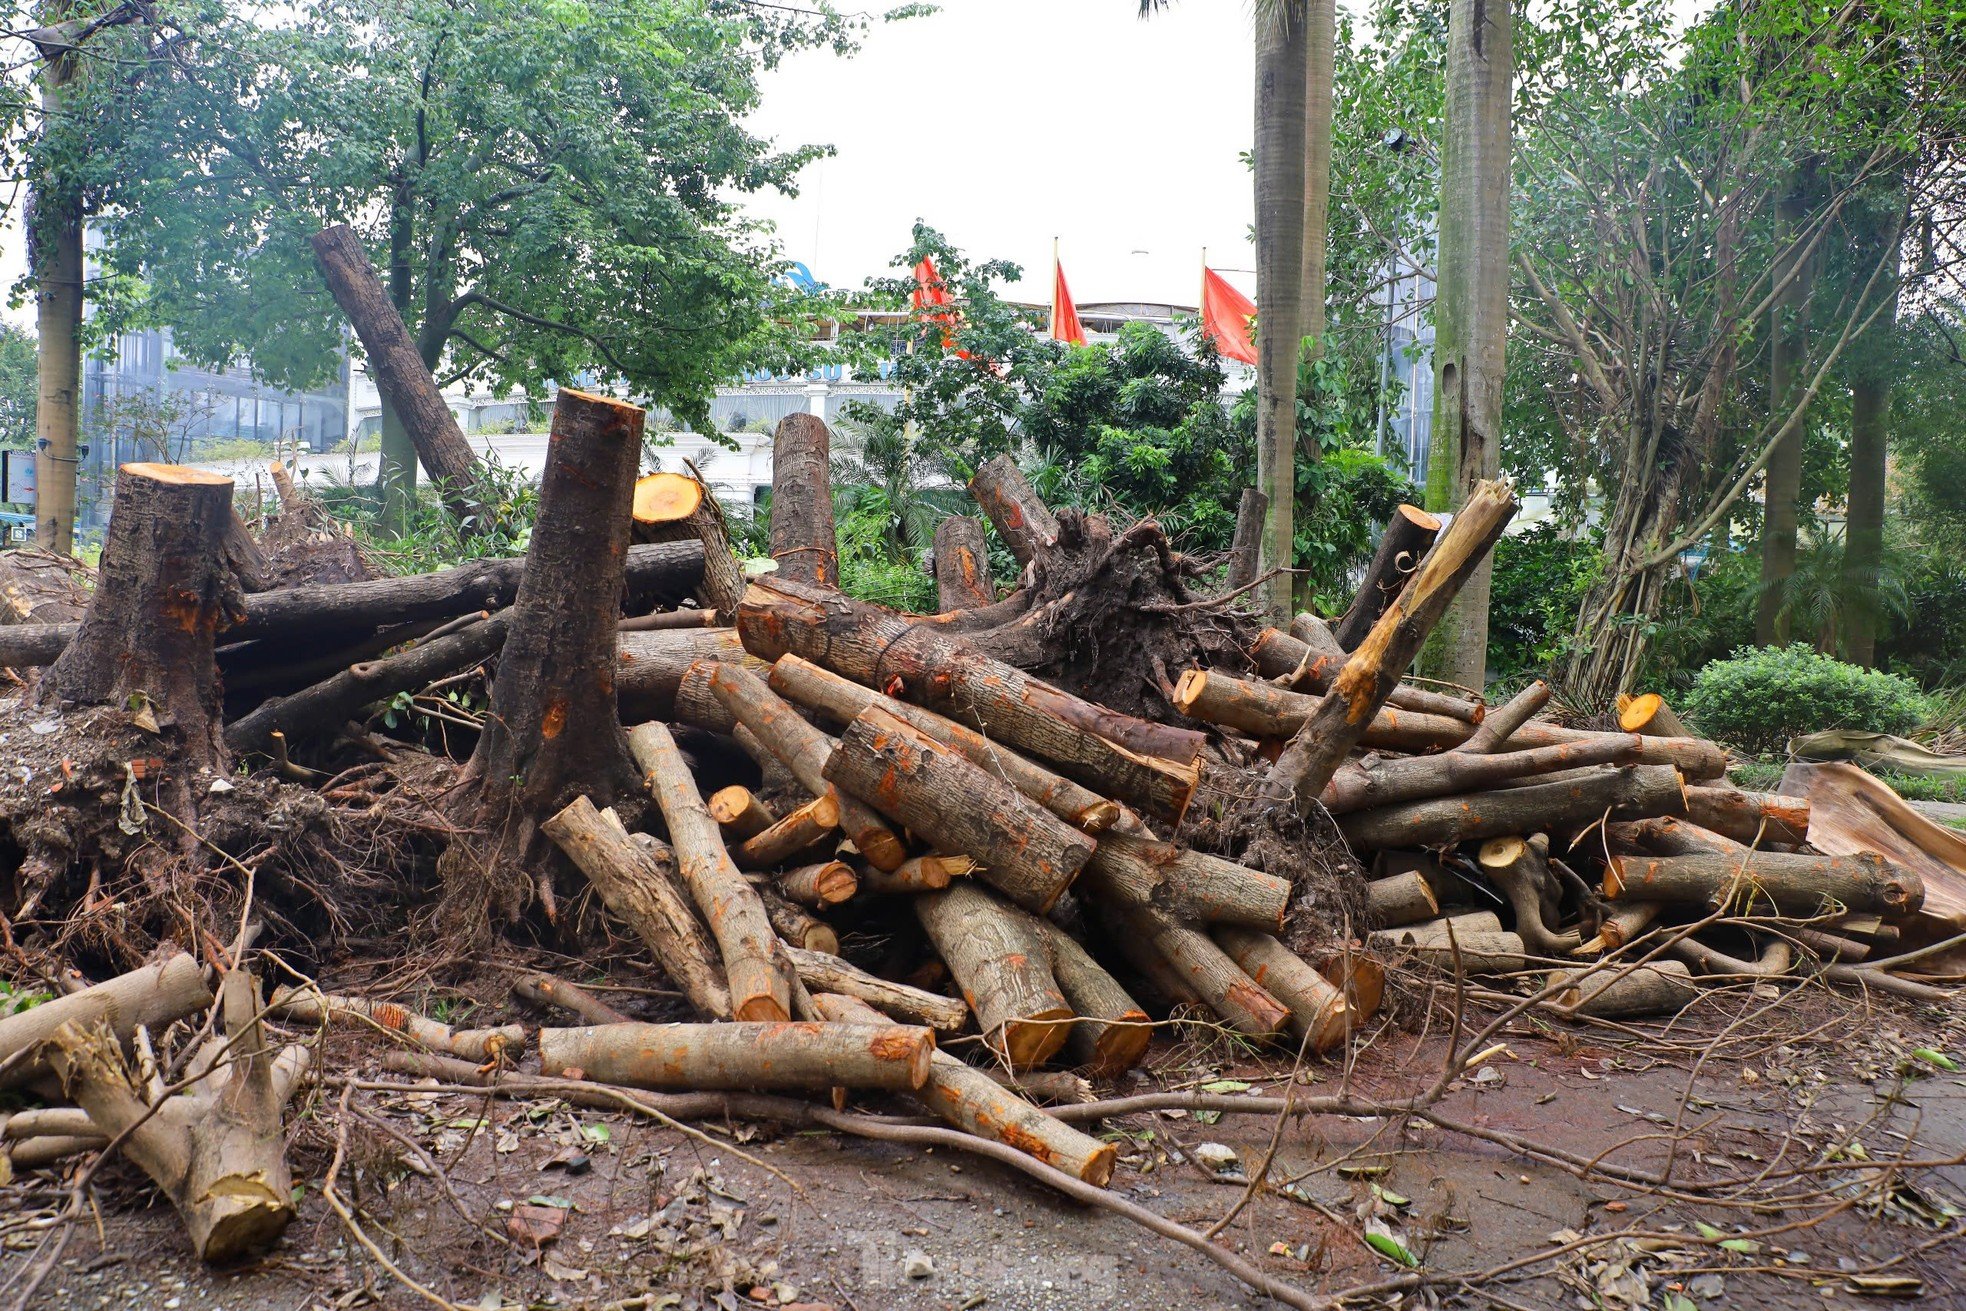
[1372, 257, 1435, 482]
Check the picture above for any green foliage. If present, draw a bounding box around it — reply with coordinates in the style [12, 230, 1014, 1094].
[1685, 644, 1931, 754]
[1485, 525, 1599, 678]
[831, 405, 970, 563]
[834, 485, 935, 613]
[0, 323, 34, 451]
[315, 453, 539, 573]
[1880, 554, 1966, 688]
[1730, 759, 1966, 806]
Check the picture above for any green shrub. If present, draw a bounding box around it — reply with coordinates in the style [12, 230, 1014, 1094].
[1685, 644, 1931, 754]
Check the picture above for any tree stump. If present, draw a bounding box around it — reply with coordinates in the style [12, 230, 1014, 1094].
[933, 514, 996, 610]
[632, 470, 744, 617]
[769, 413, 838, 586]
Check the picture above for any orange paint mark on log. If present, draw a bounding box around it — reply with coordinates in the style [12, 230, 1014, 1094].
[372, 1002, 410, 1032]
[541, 698, 568, 739]
[869, 1030, 926, 1063]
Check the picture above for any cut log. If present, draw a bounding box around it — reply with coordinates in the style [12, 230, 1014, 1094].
[781, 945, 969, 1030]
[1249, 626, 1482, 722]
[541, 797, 732, 1018]
[538, 1021, 933, 1092]
[36, 463, 238, 773]
[709, 786, 775, 841]
[268, 985, 524, 1061]
[916, 883, 1073, 1068]
[1604, 850, 1922, 917]
[1104, 903, 1290, 1038]
[696, 659, 906, 870]
[513, 974, 635, 1027]
[1365, 871, 1440, 928]
[761, 891, 839, 955]
[0, 546, 89, 627]
[1313, 946, 1386, 1023]
[47, 971, 307, 1262]
[1393, 910, 1504, 938]
[1175, 667, 1728, 778]
[1321, 734, 1644, 814]
[969, 454, 1061, 566]
[730, 793, 840, 871]
[310, 224, 482, 523]
[1618, 692, 1692, 739]
[631, 470, 745, 617]
[1268, 479, 1518, 811]
[739, 575, 1207, 799]
[226, 613, 508, 755]
[0, 952, 213, 1089]
[1476, 835, 1579, 954]
[1683, 786, 1810, 847]
[461, 391, 648, 830]
[769, 654, 1134, 833]
[1225, 487, 1268, 593]
[1337, 764, 1688, 851]
[1369, 927, 1527, 974]
[1213, 928, 1351, 1051]
[1586, 902, 1663, 953]
[1078, 831, 1290, 931]
[769, 413, 838, 586]
[616, 626, 758, 723]
[934, 514, 997, 610]
[1028, 918, 1151, 1076]
[1608, 815, 1746, 857]
[1548, 961, 1698, 1018]
[629, 722, 792, 1022]
[618, 608, 721, 632]
[859, 854, 975, 895]
[775, 860, 858, 907]
[1455, 680, 1552, 754]
[810, 993, 1116, 1185]
[826, 707, 1095, 914]
[1334, 504, 1441, 650]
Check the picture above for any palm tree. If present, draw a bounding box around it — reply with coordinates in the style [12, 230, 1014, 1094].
[830, 407, 971, 565]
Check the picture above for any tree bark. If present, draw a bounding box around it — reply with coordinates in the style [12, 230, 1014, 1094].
[826, 707, 1095, 914]
[1322, 734, 1642, 814]
[1604, 850, 1920, 917]
[538, 1021, 933, 1093]
[761, 889, 838, 954]
[1548, 961, 1696, 1019]
[1365, 871, 1439, 928]
[1370, 926, 1526, 974]
[632, 471, 745, 618]
[1843, 330, 1894, 666]
[1334, 505, 1440, 650]
[30, 129, 83, 556]
[1249, 625, 1481, 722]
[810, 993, 1117, 1185]
[513, 973, 635, 1027]
[1270, 479, 1518, 811]
[1213, 927, 1350, 1051]
[774, 859, 858, 908]
[1028, 918, 1151, 1076]
[1078, 832, 1290, 931]
[1476, 834, 1576, 954]
[462, 391, 647, 834]
[696, 659, 906, 870]
[268, 986, 523, 1061]
[1757, 183, 1817, 644]
[1338, 763, 1686, 850]
[1682, 786, 1810, 848]
[1421, 0, 1512, 688]
[729, 793, 840, 871]
[542, 797, 732, 1018]
[0, 952, 212, 1090]
[783, 946, 969, 1031]
[916, 882, 1074, 1069]
[1456, 679, 1551, 752]
[709, 786, 775, 840]
[858, 853, 974, 895]
[1106, 902, 1290, 1038]
[1226, 488, 1268, 593]
[629, 722, 792, 1022]
[310, 224, 482, 525]
[769, 412, 838, 586]
[1253, 3, 1309, 619]
[616, 624, 756, 723]
[934, 514, 996, 610]
[768, 654, 1135, 834]
[37, 463, 240, 774]
[740, 576, 1202, 817]
[969, 455, 1061, 567]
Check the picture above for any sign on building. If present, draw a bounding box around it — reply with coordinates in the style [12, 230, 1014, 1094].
[1, 449, 34, 506]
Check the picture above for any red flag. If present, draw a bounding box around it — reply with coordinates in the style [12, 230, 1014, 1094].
[1050, 255, 1085, 346]
[1200, 267, 1258, 364]
[911, 256, 970, 358]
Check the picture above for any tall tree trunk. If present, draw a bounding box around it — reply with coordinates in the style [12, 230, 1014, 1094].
[1756, 183, 1815, 644]
[1300, 0, 1335, 353]
[378, 196, 418, 532]
[1421, 0, 1512, 691]
[1253, 3, 1309, 620]
[1841, 207, 1901, 668]
[30, 1, 83, 556]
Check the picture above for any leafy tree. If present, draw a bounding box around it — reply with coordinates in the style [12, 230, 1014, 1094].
[0, 323, 36, 451]
[830, 405, 969, 565]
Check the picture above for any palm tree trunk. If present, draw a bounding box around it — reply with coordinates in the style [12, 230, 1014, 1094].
[1301, 0, 1335, 356]
[1422, 0, 1512, 690]
[1253, 3, 1308, 620]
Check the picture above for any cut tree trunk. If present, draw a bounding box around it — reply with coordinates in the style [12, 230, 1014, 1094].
[781, 945, 969, 1031]
[826, 707, 1095, 913]
[513, 974, 635, 1027]
[696, 659, 906, 870]
[631, 471, 745, 617]
[629, 722, 792, 1022]
[1476, 834, 1577, 954]
[1365, 871, 1439, 928]
[1078, 832, 1290, 931]
[761, 890, 838, 954]
[1250, 625, 1482, 722]
[46, 971, 307, 1262]
[0, 952, 212, 1089]
[1212, 927, 1351, 1051]
[268, 986, 523, 1061]
[1028, 918, 1151, 1076]
[1604, 850, 1921, 917]
[1683, 786, 1810, 848]
[1105, 902, 1289, 1038]
[1268, 479, 1518, 811]
[774, 860, 858, 907]
[1548, 961, 1697, 1018]
[1455, 679, 1551, 753]
[537, 1021, 933, 1092]
[859, 854, 975, 895]
[541, 797, 732, 1018]
[769, 413, 838, 586]
[1339, 764, 1686, 850]
[934, 514, 996, 610]
[459, 391, 648, 856]
[616, 625, 757, 723]
[740, 576, 1202, 817]
[1617, 692, 1692, 739]
[810, 993, 1117, 1186]
[768, 654, 1134, 833]
[1333, 504, 1441, 651]
[1321, 734, 1643, 814]
[969, 454, 1060, 566]
[36, 463, 239, 774]
[309, 224, 482, 524]
[1225, 487, 1268, 593]
[729, 794, 839, 871]
[915, 882, 1073, 1069]
[1370, 926, 1526, 974]
[709, 786, 775, 840]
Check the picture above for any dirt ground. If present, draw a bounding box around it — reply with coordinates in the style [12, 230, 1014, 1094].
[6, 968, 1966, 1311]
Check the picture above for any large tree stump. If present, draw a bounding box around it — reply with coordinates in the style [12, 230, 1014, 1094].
[632, 470, 745, 617]
[968, 455, 1060, 566]
[934, 514, 996, 610]
[769, 413, 838, 586]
